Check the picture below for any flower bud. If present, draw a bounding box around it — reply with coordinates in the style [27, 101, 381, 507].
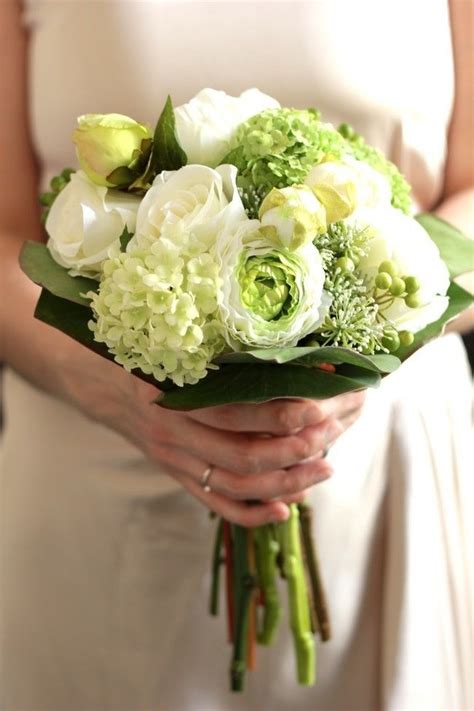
[405, 293, 422, 308]
[336, 256, 355, 273]
[375, 272, 392, 290]
[259, 185, 326, 249]
[404, 275, 420, 294]
[382, 330, 400, 352]
[378, 260, 398, 277]
[73, 113, 152, 188]
[399, 330, 415, 347]
[389, 277, 406, 297]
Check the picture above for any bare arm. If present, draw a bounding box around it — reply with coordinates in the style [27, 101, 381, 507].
[439, 0, 474, 333]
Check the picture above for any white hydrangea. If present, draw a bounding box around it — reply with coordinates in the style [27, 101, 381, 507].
[89, 164, 248, 386]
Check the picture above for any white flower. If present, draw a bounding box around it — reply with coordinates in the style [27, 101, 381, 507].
[174, 88, 280, 167]
[215, 220, 328, 349]
[259, 185, 326, 249]
[46, 170, 140, 277]
[305, 156, 392, 220]
[133, 163, 246, 250]
[89, 164, 249, 387]
[354, 207, 450, 332]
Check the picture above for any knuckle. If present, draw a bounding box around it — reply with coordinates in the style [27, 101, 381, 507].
[274, 403, 301, 434]
[292, 435, 311, 462]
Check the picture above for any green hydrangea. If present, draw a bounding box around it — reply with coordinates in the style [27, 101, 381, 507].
[338, 123, 412, 213]
[226, 108, 347, 215]
[88, 233, 226, 386]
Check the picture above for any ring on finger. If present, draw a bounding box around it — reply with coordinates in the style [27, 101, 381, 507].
[200, 465, 214, 493]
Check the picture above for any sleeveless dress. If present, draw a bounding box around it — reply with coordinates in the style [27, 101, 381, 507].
[1, 2, 472, 709]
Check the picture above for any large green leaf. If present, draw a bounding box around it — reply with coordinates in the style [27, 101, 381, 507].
[20, 241, 97, 306]
[156, 363, 380, 411]
[416, 213, 474, 279]
[395, 281, 474, 360]
[218, 346, 399, 374]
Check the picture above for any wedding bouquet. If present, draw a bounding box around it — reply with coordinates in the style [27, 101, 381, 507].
[20, 89, 473, 691]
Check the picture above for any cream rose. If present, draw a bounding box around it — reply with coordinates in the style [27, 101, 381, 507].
[174, 88, 280, 167]
[46, 170, 140, 277]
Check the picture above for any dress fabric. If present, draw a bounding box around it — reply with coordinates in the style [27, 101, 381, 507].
[1, 1, 472, 709]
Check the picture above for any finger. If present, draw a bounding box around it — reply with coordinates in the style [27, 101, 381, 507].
[174, 471, 291, 527]
[211, 456, 332, 501]
[187, 398, 326, 435]
[162, 416, 342, 475]
[317, 390, 366, 421]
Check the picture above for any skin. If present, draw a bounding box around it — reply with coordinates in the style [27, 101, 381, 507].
[0, 0, 472, 527]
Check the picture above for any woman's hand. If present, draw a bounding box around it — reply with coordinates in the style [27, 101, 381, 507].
[60, 348, 365, 527]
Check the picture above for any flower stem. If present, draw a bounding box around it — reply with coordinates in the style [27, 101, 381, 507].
[230, 525, 255, 692]
[298, 503, 331, 641]
[278, 504, 316, 686]
[254, 525, 282, 645]
[209, 519, 224, 616]
[222, 521, 235, 643]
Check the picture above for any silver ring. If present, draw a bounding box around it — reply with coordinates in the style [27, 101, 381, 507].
[200, 465, 214, 493]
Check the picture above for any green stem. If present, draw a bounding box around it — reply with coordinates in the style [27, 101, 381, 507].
[278, 504, 316, 686]
[298, 503, 331, 641]
[254, 525, 282, 645]
[209, 518, 224, 616]
[230, 525, 255, 692]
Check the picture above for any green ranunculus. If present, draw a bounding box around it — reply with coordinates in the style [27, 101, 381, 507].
[215, 221, 329, 349]
[73, 113, 152, 188]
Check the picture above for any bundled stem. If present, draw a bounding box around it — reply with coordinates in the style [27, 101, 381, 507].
[209, 519, 224, 616]
[298, 503, 331, 641]
[230, 525, 255, 692]
[277, 504, 316, 686]
[254, 525, 282, 645]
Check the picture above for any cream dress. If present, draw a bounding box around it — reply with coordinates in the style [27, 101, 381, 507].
[1, 1, 472, 710]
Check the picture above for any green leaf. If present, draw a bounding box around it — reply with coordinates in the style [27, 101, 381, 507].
[156, 363, 380, 411]
[34, 289, 158, 387]
[119, 226, 134, 252]
[150, 95, 187, 174]
[106, 166, 135, 188]
[416, 213, 474, 279]
[20, 241, 98, 306]
[35, 288, 113, 360]
[395, 281, 474, 360]
[218, 346, 399, 373]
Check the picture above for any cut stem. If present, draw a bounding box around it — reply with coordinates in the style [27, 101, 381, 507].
[209, 519, 224, 616]
[230, 525, 255, 692]
[278, 504, 316, 686]
[254, 525, 282, 645]
[298, 503, 331, 642]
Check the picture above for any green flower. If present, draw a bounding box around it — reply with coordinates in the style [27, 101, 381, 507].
[226, 108, 347, 215]
[215, 221, 329, 349]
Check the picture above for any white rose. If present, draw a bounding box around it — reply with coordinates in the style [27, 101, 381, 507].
[305, 156, 392, 220]
[355, 207, 450, 332]
[215, 220, 328, 349]
[133, 163, 247, 249]
[46, 170, 140, 277]
[174, 88, 280, 167]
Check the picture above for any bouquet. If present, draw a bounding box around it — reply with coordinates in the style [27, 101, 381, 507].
[20, 89, 473, 692]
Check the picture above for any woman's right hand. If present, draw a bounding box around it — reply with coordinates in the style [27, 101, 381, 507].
[59, 345, 365, 527]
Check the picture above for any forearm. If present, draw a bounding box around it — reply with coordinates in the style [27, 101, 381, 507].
[2, 232, 95, 399]
[434, 186, 474, 334]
